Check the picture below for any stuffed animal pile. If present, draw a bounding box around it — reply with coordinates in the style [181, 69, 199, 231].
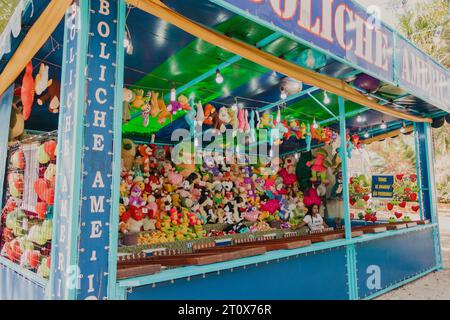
[0, 138, 57, 278]
[119, 140, 307, 245]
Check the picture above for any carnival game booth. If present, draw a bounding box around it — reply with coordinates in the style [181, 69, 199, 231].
[0, 0, 448, 300]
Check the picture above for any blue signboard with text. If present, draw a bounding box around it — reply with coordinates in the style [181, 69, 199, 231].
[371, 175, 394, 198]
[216, 0, 395, 83]
[76, 0, 118, 300]
[50, 1, 82, 300]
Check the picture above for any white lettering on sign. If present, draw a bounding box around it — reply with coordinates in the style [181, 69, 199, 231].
[92, 171, 105, 188]
[366, 265, 381, 290]
[90, 221, 103, 238]
[95, 88, 107, 104]
[246, 0, 393, 77]
[400, 47, 449, 105]
[92, 134, 105, 151]
[93, 110, 106, 127]
[87, 274, 95, 293]
[90, 196, 105, 213]
[98, 0, 110, 15]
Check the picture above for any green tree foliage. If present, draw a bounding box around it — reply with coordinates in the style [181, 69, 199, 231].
[398, 0, 450, 68]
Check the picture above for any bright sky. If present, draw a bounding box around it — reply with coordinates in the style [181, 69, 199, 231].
[355, 0, 432, 29]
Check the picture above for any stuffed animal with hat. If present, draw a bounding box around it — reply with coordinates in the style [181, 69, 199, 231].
[306, 148, 330, 184]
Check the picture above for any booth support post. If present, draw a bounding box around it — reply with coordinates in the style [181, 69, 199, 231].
[414, 123, 443, 270]
[108, 0, 126, 300]
[49, 0, 122, 300]
[338, 96, 358, 300]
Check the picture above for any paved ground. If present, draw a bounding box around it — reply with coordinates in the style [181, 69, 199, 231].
[375, 205, 450, 300]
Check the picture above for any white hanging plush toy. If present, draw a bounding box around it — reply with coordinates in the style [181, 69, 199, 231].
[122, 88, 136, 123]
[35, 63, 52, 96]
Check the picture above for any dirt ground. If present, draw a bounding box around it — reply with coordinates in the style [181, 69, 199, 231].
[375, 204, 450, 300]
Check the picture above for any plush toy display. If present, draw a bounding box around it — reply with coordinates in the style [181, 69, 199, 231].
[1, 136, 56, 277]
[118, 141, 320, 245]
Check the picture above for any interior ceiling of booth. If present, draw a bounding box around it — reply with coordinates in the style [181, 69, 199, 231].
[1, 0, 446, 148]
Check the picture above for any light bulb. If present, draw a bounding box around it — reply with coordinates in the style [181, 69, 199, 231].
[294, 153, 299, 160]
[364, 131, 370, 138]
[356, 115, 363, 123]
[170, 84, 176, 101]
[215, 69, 224, 84]
[380, 120, 387, 130]
[280, 88, 287, 100]
[324, 91, 330, 104]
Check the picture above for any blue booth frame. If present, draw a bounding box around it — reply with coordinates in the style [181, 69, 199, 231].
[0, 0, 447, 300]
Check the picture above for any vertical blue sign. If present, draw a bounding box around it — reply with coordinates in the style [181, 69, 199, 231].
[0, 86, 14, 209]
[50, 0, 85, 300]
[77, 0, 118, 300]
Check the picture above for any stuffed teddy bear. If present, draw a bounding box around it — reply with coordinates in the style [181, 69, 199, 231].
[157, 95, 172, 125]
[121, 139, 136, 171]
[131, 89, 145, 109]
[122, 88, 136, 123]
[37, 80, 60, 114]
[214, 107, 231, 133]
[203, 104, 216, 126]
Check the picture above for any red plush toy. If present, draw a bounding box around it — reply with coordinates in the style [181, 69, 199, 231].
[21, 62, 35, 121]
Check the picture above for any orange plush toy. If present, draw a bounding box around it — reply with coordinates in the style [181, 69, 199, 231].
[21, 62, 35, 120]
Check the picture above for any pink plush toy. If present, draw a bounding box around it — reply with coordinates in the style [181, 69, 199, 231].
[306, 148, 330, 184]
[279, 168, 297, 186]
[261, 198, 280, 214]
[303, 188, 322, 207]
[238, 108, 249, 133]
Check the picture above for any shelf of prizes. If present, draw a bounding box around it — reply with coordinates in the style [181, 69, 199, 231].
[0, 0, 448, 300]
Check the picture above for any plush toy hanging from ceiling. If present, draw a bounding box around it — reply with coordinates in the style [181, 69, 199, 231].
[157, 94, 172, 125]
[37, 80, 60, 114]
[141, 91, 151, 127]
[21, 62, 35, 120]
[271, 107, 288, 145]
[305, 123, 312, 151]
[238, 107, 249, 133]
[122, 88, 136, 123]
[35, 63, 52, 96]
[185, 97, 197, 137]
[306, 148, 330, 184]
